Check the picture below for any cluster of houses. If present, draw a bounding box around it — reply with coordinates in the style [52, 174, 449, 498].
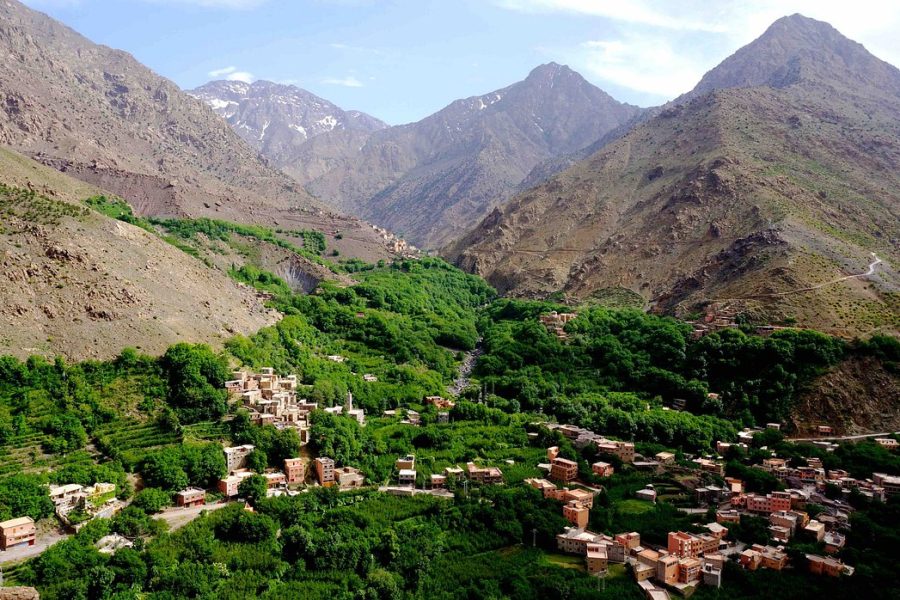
[1, 481, 121, 550]
[213, 444, 310, 498]
[753, 455, 893, 503]
[539, 311, 578, 340]
[526, 477, 595, 528]
[314, 456, 365, 489]
[47, 481, 122, 529]
[381, 396, 453, 427]
[370, 223, 416, 257]
[225, 368, 318, 444]
[555, 526, 728, 598]
[542, 423, 636, 463]
[389, 453, 504, 491]
[686, 304, 739, 339]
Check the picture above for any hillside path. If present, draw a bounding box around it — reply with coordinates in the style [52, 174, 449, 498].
[717, 253, 882, 301]
[788, 430, 899, 442]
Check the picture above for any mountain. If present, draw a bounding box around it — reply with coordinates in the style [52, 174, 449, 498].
[0, 0, 395, 261]
[298, 63, 641, 248]
[450, 15, 900, 337]
[0, 147, 276, 360]
[189, 79, 386, 180]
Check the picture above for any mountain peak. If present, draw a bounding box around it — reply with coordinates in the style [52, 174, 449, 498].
[188, 77, 386, 166]
[689, 13, 900, 97]
[525, 62, 579, 83]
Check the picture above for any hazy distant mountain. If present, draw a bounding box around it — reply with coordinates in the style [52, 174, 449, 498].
[299, 63, 642, 248]
[189, 79, 386, 176]
[0, 0, 396, 261]
[450, 15, 900, 337]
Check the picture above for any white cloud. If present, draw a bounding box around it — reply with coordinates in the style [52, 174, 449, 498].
[225, 71, 255, 84]
[208, 65, 237, 77]
[578, 37, 704, 98]
[206, 66, 254, 83]
[496, 0, 725, 31]
[322, 76, 364, 88]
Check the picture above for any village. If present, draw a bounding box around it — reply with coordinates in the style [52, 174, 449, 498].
[2, 366, 897, 600]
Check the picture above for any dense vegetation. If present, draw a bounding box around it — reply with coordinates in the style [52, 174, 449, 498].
[475, 299, 895, 442]
[1, 220, 898, 599]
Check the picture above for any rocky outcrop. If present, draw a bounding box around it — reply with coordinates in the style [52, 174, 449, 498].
[0, 587, 40, 600]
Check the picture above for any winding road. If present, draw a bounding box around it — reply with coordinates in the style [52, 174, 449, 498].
[717, 253, 882, 301]
[788, 430, 899, 443]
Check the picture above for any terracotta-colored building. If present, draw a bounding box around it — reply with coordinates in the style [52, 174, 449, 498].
[284, 458, 305, 484]
[550, 457, 578, 483]
[563, 501, 590, 528]
[592, 461, 614, 478]
[0, 516, 36, 550]
[316, 457, 336, 487]
[175, 488, 205, 507]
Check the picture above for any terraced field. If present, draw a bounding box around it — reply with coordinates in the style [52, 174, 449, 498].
[0, 431, 96, 477]
[94, 419, 230, 469]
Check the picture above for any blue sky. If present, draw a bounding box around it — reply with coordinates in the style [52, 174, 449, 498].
[22, 0, 900, 125]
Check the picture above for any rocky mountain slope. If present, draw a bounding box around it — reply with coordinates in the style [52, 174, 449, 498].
[0, 147, 277, 361]
[792, 356, 900, 435]
[0, 0, 395, 262]
[299, 63, 641, 248]
[450, 15, 900, 337]
[189, 79, 386, 182]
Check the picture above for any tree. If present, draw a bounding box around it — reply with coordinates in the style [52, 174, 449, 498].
[0, 474, 55, 521]
[160, 343, 230, 423]
[238, 474, 268, 507]
[141, 448, 189, 491]
[132, 488, 171, 514]
[246, 449, 268, 473]
[111, 506, 167, 537]
[182, 443, 227, 487]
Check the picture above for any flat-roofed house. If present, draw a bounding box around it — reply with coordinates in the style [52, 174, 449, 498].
[586, 542, 608, 576]
[315, 457, 335, 487]
[563, 501, 590, 528]
[398, 469, 417, 487]
[0, 516, 36, 550]
[592, 461, 614, 478]
[175, 488, 206, 508]
[284, 458, 305, 484]
[550, 457, 578, 483]
[48, 483, 84, 507]
[396, 455, 416, 470]
[223, 444, 255, 472]
[336, 466, 365, 489]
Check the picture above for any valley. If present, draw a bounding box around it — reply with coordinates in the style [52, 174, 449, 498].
[0, 2, 896, 600]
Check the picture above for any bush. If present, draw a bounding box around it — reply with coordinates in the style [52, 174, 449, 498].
[132, 488, 171, 514]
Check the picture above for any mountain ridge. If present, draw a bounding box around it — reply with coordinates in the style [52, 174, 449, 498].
[0, 0, 398, 262]
[189, 79, 387, 174]
[449, 14, 900, 337]
[297, 62, 642, 247]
